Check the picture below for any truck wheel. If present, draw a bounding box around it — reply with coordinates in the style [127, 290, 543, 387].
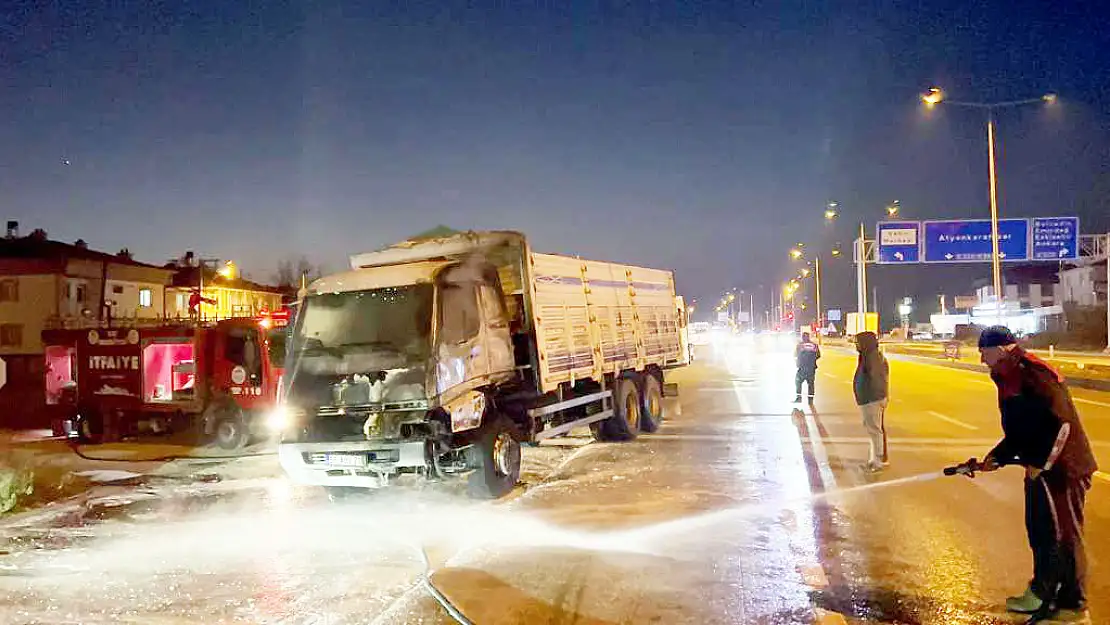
[75, 411, 103, 444]
[638, 373, 665, 433]
[211, 411, 249, 450]
[467, 414, 522, 499]
[592, 376, 640, 442]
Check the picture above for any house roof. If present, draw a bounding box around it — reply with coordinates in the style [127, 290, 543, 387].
[0, 233, 168, 270]
[168, 265, 285, 294]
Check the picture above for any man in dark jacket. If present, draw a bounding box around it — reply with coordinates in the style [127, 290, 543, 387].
[794, 332, 821, 403]
[972, 326, 1097, 621]
[853, 331, 889, 472]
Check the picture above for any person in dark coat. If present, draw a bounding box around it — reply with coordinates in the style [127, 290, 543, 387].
[971, 326, 1097, 620]
[853, 331, 889, 472]
[794, 332, 821, 403]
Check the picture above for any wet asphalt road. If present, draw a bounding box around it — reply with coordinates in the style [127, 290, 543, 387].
[2, 335, 1109, 624]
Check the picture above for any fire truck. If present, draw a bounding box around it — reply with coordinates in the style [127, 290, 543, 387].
[42, 312, 290, 449]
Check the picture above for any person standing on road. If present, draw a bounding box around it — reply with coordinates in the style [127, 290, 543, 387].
[853, 331, 889, 472]
[794, 332, 821, 404]
[971, 326, 1097, 621]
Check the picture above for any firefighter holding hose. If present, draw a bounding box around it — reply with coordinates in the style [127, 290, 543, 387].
[963, 326, 1097, 622]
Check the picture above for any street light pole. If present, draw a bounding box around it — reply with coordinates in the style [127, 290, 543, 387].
[987, 108, 1004, 323]
[856, 222, 868, 316]
[922, 87, 1056, 325]
[815, 255, 823, 344]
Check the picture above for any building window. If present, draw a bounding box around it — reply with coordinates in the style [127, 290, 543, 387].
[139, 288, 153, 308]
[75, 284, 87, 303]
[0, 324, 23, 347]
[112, 284, 124, 294]
[0, 279, 17, 302]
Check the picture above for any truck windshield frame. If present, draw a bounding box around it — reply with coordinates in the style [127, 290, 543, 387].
[290, 284, 435, 367]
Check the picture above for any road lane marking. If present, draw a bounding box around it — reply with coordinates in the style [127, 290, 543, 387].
[1075, 397, 1110, 409]
[927, 411, 979, 430]
[1095, 471, 1110, 484]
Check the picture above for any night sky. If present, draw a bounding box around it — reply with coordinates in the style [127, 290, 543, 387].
[4, 1, 1109, 322]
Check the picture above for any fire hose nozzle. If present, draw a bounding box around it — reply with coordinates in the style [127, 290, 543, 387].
[943, 458, 981, 477]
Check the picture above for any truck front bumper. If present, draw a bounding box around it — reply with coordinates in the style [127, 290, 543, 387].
[277, 440, 429, 488]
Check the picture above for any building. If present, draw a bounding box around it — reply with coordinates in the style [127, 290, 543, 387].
[0, 222, 175, 428]
[973, 264, 1059, 308]
[1056, 262, 1107, 307]
[164, 252, 284, 320]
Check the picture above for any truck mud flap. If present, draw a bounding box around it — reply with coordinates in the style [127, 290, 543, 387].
[663, 383, 679, 397]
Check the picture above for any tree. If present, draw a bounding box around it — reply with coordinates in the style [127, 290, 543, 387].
[274, 256, 325, 288]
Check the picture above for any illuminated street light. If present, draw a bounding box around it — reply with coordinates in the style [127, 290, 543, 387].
[831, 247, 842, 257]
[824, 202, 839, 221]
[800, 268, 811, 278]
[920, 86, 1058, 320]
[922, 87, 944, 106]
[886, 200, 900, 217]
[218, 261, 236, 279]
[789, 248, 803, 260]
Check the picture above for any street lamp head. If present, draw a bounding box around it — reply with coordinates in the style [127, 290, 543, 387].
[831, 247, 842, 257]
[824, 207, 838, 220]
[1043, 93, 1058, 104]
[922, 87, 944, 106]
[789, 248, 803, 259]
[800, 268, 811, 277]
[886, 200, 900, 217]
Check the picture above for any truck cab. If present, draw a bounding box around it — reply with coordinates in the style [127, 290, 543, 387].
[275, 258, 520, 492]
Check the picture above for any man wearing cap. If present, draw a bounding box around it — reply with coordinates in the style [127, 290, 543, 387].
[971, 326, 1097, 621]
[794, 332, 821, 404]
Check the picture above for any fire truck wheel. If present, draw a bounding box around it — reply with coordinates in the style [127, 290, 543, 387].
[591, 376, 640, 442]
[638, 373, 665, 433]
[75, 411, 103, 444]
[211, 411, 249, 450]
[467, 414, 521, 499]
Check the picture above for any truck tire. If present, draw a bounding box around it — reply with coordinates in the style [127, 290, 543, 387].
[211, 410, 249, 450]
[467, 414, 522, 499]
[591, 376, 640, 442]
[75, 410, 103, 444]
[638, 373, 665, 433]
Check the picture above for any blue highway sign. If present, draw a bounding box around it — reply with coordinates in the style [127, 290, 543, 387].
[1031, 216, 1079, 260]
[922, 218, 1030, 263]
[876, 221, 921, 264]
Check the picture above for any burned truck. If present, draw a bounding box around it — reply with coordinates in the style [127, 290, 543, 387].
[273, 231, 689, 498]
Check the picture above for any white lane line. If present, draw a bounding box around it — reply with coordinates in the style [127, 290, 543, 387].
[1075, 397, 1110, 409]
[927, 411, 979, 431]
[1095, 471, 1110, 484]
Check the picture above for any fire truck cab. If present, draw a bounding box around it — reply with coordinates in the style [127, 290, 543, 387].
[43, 316, 287, 449]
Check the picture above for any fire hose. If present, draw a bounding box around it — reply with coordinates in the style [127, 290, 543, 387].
[412, 543, 474, 625]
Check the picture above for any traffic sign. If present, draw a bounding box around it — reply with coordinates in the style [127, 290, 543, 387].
[1031, 216, 1079, 260]
[922, 218, 1030, 263]
[876, 221, 921, 264]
